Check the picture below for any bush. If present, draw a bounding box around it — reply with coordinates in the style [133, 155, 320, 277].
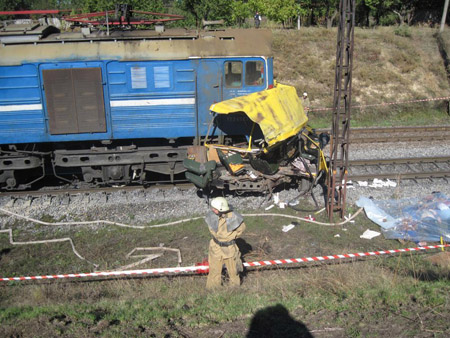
[394, 25, 412, 37]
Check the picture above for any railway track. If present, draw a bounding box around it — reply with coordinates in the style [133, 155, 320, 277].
[347, 156, 450, 181]
[1, 156, 449, 200]
[317, 125, 450, 143]
[0, 182, 194, 200]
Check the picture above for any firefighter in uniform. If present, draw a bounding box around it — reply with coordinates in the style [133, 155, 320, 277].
[205, 197, 246, 289]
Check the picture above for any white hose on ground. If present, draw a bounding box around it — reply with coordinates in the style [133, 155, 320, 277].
[0, 228, 98, 268]
[0, 207, 364, 229]
[0, 206, 364, 270]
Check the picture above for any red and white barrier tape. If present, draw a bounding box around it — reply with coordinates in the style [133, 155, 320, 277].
[1, 244, 448, 282]
[310, 96, 450, 112]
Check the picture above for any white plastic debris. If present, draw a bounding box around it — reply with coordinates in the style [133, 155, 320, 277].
[315, 207, 326, 215]
[358, 181, 368, 187]
[360, 229, 381, 239]
[265, 204, 275, 211]
[369, 178, 384, 188]
[386, 179, 397, 187]
[279, 202, 286, 209]
[334, 234, 341, 238]
[274, 193, 280, 205]
[282, 224, 295, 232]
[344, 214, 355, 223]
[366, 178, 398, 188]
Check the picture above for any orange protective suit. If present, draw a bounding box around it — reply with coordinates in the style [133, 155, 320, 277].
[205, 210, 246, 289]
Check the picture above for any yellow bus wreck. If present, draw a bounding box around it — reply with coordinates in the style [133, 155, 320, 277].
[183, 84, 329, 194]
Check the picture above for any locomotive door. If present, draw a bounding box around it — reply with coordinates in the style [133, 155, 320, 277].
[40, 65, 107, 135]
[196, 60, 221, 138]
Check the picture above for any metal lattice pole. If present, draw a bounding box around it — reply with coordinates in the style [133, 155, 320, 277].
[326, 0, 355, 221]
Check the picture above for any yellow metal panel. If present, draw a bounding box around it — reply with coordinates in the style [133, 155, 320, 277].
[209, 84, 308, 147]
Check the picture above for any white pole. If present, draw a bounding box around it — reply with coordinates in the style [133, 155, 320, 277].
[106, 10, 110, 36]
[297, 15, 300, 30]
[440, 0, 449, 33]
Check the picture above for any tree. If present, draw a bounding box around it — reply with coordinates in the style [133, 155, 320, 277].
[257, 0, 300, 28]
[231, 0, 250, 27]
[178, 0, 232, 27]
[392, 0, 418, 25]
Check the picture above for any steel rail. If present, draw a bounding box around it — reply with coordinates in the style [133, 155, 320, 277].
[349, 156, 450, 166]
[350, 134, 450, 143]
[348, 156, 450, 181]
[317, 125, 450, 134]
[348, 171, 450, 181]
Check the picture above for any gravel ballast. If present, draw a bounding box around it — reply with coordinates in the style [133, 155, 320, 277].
[0, 140, 449, 227]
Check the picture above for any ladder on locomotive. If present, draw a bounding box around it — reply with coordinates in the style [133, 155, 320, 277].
[326, 0, 355, 221]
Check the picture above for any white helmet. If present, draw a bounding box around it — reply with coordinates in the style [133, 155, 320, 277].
[210, 197, 230, 212]
[303, 92, 308, 97]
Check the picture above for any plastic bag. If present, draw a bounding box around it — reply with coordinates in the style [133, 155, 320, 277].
[356, 193, 450, 243]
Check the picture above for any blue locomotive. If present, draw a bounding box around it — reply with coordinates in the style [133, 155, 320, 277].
[0, 23, 275, 190]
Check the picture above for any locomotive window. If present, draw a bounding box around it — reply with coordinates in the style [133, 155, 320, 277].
[154, 66, 170, 88]
[224, 61, 242, 88]
[245, 61, 264, 86]
[131, 67, 147, 89]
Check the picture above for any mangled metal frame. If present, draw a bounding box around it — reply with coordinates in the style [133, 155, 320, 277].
[183, 84, 329, 194]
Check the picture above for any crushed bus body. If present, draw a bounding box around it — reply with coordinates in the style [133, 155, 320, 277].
[183, 84, 329, 194]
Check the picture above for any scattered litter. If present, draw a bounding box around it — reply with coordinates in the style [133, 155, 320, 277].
[265, 204, 275, 211]
[364, 178, 398, 188]
[369, 178, 384, 187]
[342, 228, 348, 231]
[315, 207, 326, 215]
[360, 229, 381, 239]
[279, 202, 286, 209]
[334, 234, 341, 238]
[274, 193, 280, 205]
[282, 224, 295, 232]
[304, 215, 316, 221]
[289, 200, 300, 206]
[344, 214, 355, 223]
[386, 179, 397, 187]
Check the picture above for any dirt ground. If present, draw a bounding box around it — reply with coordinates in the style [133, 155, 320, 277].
[1, 201, 449, 337]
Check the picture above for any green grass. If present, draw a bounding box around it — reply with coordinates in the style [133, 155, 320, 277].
[1, 258, 448, 336]
[1, 206, 449, 336]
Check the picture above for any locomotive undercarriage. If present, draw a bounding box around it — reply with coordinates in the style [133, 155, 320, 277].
[0, 152, 46, 190]
[0, 143, 188, 190]
[54, 145, 187, 185]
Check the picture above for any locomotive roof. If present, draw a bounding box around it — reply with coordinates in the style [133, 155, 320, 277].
[0, 25, 273, 65]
